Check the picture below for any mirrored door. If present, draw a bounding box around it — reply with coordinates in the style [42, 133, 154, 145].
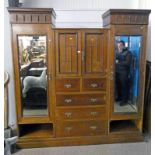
[18, 35, 48, 117]
[114, 35, 141, 113]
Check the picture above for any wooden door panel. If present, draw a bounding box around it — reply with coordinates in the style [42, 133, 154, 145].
[82, 30, 107, 75]
[56, 30, 80, 76]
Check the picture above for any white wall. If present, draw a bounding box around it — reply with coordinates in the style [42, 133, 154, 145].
[4, 0, 150, 127]
[138, 0, 151, 61]
[4, 0, 16, 127]
[23, 0, 139, 28]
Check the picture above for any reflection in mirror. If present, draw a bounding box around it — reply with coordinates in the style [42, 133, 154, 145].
[18, 36, 48, 116]
[114, 36, 141, 113]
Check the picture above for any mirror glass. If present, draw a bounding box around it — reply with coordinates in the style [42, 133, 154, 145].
[114, 35, 141, 113]
[18, 36, 48, 116]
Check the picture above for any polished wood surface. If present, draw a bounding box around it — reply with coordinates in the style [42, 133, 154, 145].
[82, 78, 107, 91]
[11, 24, 53, 124]
[55, 30, 81, 76]
[102, 9, 150, 133]
[56, 78, 80, 92]
[56, 120, 107, 137]
[8, 8, 150, 148]
[56, 94, 106, 106]
[81, 29, 108, 75]
[56, 106, 107, 120]
[102, 9, 151, 27]
[8, 7, 56, 25]
[54, 28, 108, 138]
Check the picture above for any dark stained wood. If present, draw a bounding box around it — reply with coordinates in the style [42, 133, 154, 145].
[7, 7, 56, 25]
[102, 9, 151, 27]
[55, 29, 81, 76]
[82, 29, 108, 75]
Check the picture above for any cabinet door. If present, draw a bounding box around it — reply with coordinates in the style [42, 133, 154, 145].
[12, 24, 53, 123]
[110, 25, 147, 118]
[55, 30, 81, 76]
[82, 30, 107, 75]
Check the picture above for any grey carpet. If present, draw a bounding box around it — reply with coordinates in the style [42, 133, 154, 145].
[13, 141, 151, 155]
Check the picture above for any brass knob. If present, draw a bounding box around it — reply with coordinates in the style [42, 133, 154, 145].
[64, 98, 72, 103]
[90, 83, 98, 88]
[90, 98, 98, 103]
[65, 112, 72, 118]
[64, 83, 72, 88]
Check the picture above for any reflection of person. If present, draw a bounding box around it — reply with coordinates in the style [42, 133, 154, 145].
[115, 40, 132, 106]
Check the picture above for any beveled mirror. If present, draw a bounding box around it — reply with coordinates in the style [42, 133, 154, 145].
[114, 35, 141, 113]
[18, 35, 48, 116]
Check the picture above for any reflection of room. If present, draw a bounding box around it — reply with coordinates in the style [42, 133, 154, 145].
[18, 36, 48, 116]
[114, 36, 141, 113]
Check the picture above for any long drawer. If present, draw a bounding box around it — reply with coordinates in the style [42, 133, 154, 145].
[82, 78, 106, 91]
[56, 94, 106, 106]
[56, 78, 80, 92]
[56, 120, 107, 137]
[56, 107, 107, 120]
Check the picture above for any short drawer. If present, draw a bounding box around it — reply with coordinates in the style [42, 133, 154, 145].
[56, 107, 107, 120]
[56, 94, 106, 106]
[56, 120, 107, 137]
[82, 78, 106, 91]
[56, 78, 80, 92]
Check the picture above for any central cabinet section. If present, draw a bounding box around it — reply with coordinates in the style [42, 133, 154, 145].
[54, 29, 108, 137]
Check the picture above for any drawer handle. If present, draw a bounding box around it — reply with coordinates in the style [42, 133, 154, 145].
[64, 99, 72, 103]
[90, 111, 98, 116]
[90, 98, 98, 103]
[65, 112, 72, 118]
[90, 83, 98, 88]
[64, 83, 72, 88]
[65, 126, 72, 132]
[90, 126, 97, 130]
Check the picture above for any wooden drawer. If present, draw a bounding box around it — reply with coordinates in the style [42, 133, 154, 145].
[56, 78, 80, 92]
[56, 120, 107, 137]
[56, 107, 107, 120]
[82, 78, 106, 91]
[56, 94, 106, 106]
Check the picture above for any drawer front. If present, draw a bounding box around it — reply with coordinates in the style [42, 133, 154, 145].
[56, 107, 107, 120]
[82, 78, 106, 91]
[56, 120, 107, 137]
[56, 94, 106, 106]
[56, 78, 80, 92]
